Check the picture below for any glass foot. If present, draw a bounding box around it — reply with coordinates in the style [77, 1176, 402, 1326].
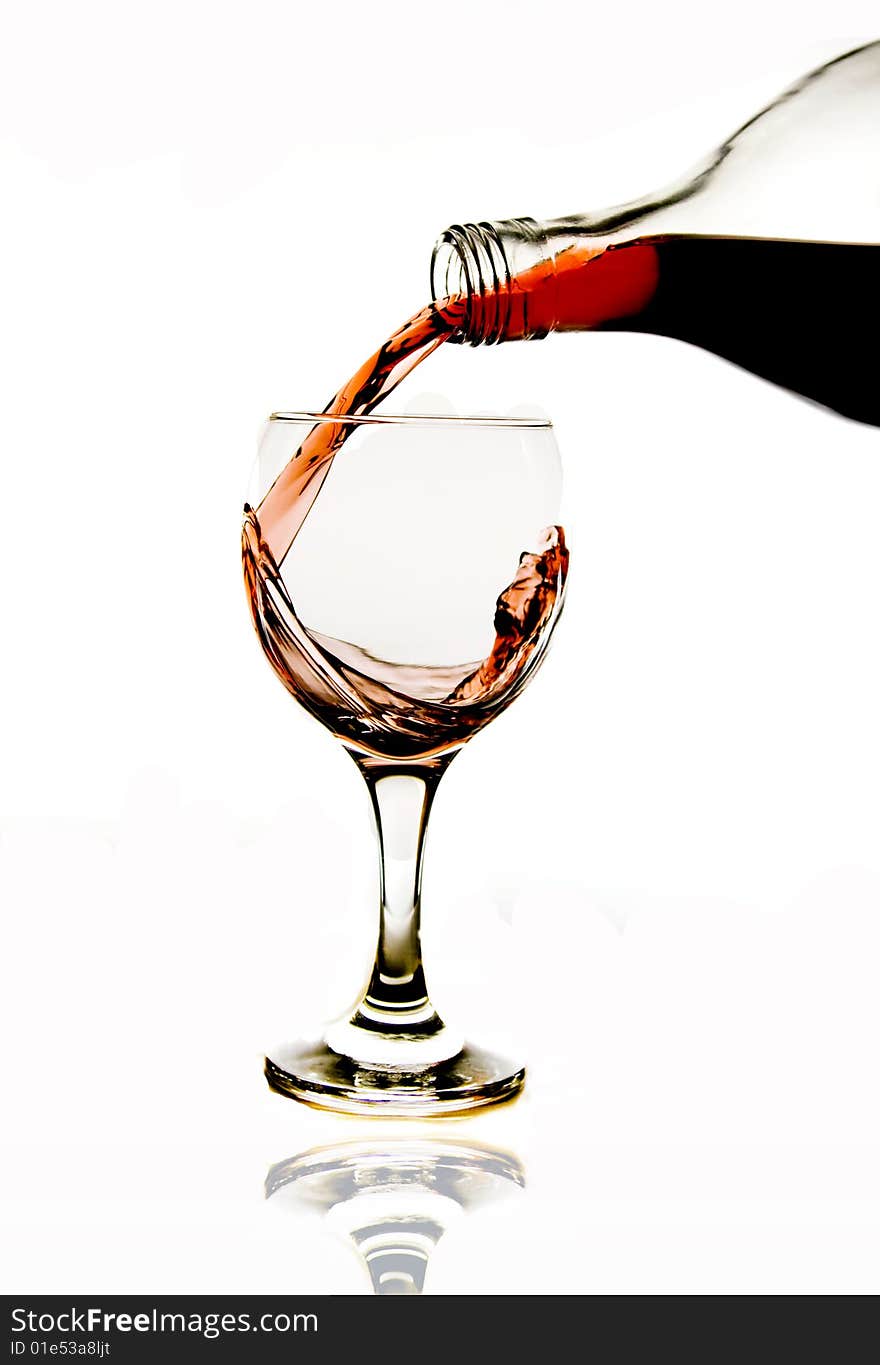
[265, 1040, 525, 1116]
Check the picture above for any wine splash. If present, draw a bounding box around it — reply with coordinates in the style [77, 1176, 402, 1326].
[242, 505, 567, 762]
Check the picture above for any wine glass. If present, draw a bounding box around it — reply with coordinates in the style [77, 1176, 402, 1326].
[242, 410, 568, 1114]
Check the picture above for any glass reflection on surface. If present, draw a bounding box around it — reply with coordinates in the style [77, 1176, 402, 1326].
[265, 1139, 525, 1294]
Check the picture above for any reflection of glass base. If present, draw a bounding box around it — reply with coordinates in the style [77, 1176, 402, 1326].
[266, 1139, 525, 1294]
[265, 1041, 525, 1116]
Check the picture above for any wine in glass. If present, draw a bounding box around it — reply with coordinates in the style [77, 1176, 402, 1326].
[243, 410, 568, 1114]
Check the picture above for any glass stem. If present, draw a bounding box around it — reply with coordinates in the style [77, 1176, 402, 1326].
[330, 756, 463, 1066]
[359, 763, 442, 1030]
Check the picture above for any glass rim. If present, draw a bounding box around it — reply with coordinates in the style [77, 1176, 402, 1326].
[269, 409, 553, 430]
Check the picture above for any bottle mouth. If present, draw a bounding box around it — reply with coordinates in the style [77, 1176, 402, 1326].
[431, 217, 553, 345]
[431, 222, 513, 345]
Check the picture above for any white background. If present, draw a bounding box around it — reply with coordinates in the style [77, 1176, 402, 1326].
[2, 0, 879, 1295]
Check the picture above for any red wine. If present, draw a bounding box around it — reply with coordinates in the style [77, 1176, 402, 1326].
[255, 298, 466, 567]
[242, 295, 568, 762]
[243, 507, 567, 761]
[466, 234, 880, 426]
[247, 231, 873, 759]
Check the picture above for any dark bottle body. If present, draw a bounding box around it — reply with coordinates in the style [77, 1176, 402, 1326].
[605, 236, 880, 427]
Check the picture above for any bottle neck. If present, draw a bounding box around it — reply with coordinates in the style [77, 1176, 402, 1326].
[431, 211, 663, 345]
[431, 217, 555, 345]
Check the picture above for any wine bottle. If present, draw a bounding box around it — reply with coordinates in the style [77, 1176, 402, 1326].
[431, 42, 880, 426]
